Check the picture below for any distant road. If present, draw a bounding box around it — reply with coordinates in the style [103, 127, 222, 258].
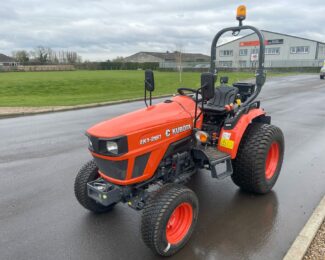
[0, 74, 325, 260]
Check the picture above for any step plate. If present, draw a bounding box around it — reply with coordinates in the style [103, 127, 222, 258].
[194, 146, 233, 179]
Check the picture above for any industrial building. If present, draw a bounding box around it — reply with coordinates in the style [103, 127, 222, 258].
[216, 30, 325, 68]
[124, 51, 210, 69]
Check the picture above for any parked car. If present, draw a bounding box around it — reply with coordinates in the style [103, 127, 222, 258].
[320, 65, 325, 79]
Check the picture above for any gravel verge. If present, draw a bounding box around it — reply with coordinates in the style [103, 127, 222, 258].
[304, 219, 325, 260]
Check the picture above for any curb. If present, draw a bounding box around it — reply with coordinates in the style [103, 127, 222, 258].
[0, 94, 172, 119]
[283, 195, 325, 260]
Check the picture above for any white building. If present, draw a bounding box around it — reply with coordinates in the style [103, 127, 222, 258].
[216, 30, 325, 68]
[0, 53, 18, 67]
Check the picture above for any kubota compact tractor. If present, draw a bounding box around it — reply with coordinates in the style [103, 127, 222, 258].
[74, 6, 284, 256]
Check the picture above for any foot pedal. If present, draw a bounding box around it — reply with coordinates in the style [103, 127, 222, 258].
[193, 147, 233, 180]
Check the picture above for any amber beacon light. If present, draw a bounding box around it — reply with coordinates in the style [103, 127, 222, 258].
[236, 5, 246, 21]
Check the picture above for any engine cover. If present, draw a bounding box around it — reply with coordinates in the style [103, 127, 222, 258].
[87, 95, 202, 185]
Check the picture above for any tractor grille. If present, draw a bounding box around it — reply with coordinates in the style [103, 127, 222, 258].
[94, 157, 128, 180]
[132, 153, 150, 178]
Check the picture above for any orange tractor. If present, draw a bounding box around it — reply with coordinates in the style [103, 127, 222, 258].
[74, 6, 284, 256]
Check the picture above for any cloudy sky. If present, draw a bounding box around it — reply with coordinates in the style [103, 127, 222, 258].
[1, 0, 324, 61]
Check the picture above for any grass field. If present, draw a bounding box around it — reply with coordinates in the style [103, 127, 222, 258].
[0, 70, 288, 107]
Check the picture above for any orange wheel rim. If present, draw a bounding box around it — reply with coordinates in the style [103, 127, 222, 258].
[265, 142, 280, 180]
[166, 202, 193, 244]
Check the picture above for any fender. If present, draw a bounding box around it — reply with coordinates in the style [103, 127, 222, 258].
[217, 108, 266, 159]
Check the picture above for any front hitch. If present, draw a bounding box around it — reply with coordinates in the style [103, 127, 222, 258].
[87, 178, 122, 206]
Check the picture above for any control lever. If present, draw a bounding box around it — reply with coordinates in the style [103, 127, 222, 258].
[225, 103, 240, 115]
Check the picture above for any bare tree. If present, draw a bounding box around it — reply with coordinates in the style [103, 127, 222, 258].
[18, 46, 82, 65]
[31, 46, 51, 64]
[66, 51, 78, 64]
[12, 50, 30, 63]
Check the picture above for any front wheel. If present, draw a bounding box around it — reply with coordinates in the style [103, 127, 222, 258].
[232, 123, 285, 194]
[74, 160, 115, 213]
[141, 184, 199, 256]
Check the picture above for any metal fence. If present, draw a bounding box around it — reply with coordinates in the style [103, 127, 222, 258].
[264, 59, 324, 68]
[159, 59, 324, 70]
[159, 61, 210, 69]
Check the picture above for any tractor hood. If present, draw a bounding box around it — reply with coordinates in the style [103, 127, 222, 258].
[87, 95, 197, 138]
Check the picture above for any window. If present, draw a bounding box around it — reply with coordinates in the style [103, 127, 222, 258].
[265, 47, 280, 55]
[219, 50, 233, 57]
[239, 61, 247, 67]
[219, 61, 232, 67]
[239, 49, 248, 56]
[290, 46, 309, 54]
[252, 48, 280, 55]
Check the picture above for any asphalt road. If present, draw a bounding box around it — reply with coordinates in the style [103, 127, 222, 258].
[1, 74, 325, 260]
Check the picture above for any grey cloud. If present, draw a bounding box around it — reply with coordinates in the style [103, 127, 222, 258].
[0, 0, 324, 60]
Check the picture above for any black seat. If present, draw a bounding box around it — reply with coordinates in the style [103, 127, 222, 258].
[203, 86, 238, 113]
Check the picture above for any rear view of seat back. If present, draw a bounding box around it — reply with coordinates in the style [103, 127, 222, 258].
[207, 86, 238, 110]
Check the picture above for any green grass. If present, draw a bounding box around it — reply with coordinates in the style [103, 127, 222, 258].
[0, 70, 288, 107]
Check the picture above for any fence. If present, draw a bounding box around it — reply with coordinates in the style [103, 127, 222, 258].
[0, 65, 75, 72]
[76, 62, 159, 70]
[264, 59, 324, 68]
[1, 59, 323, 72]
[160, 59, 324, 70]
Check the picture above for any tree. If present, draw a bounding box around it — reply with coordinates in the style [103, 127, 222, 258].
[20, 46, 82, 65]
[12, 50, 30, 63]
[66, 51, 78, 64]
[112, 56, 124, 62]
[31, 46, 51, 64]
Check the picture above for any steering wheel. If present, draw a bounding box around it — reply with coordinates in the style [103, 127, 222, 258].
[177, 87, 203, 102]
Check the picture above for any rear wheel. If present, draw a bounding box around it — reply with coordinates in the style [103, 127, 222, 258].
[320, 75, 324, 79]
[74, 160, 115, 213]
[141, 184, 199, 256]
[232, 123, 284, 194]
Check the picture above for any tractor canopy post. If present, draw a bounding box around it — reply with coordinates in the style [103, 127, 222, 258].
[210, 25, 266, 106]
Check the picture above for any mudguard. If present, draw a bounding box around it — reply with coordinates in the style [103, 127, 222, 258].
[217, 108, 266, 159]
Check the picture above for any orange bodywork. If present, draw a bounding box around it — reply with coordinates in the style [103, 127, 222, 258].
[217, 108, 265, 159]
[87, 95, 202, 185]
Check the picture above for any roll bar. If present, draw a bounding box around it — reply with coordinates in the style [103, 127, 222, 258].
[210, 25, 266, 106]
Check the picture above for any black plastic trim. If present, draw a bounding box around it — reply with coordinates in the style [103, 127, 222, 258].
[132, 153, 150, 178]
[86, 133, 128, 157]
[93, 156, 128, 180]
[253, 115, 271, 124]
[163, 136, 194, 159]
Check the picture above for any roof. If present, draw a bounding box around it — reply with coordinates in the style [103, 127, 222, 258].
[217, 30, 325, 48]
[0, 53, 15, 63]
[126, 51, 210, 62]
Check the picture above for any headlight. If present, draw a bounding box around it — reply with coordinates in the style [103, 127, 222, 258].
[106, 141, 118, 154]
[86, 134, 128, 156]
[88, 138, 93, 149]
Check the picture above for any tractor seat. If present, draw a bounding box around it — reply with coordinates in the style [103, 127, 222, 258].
[203, 86, 238, 113]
